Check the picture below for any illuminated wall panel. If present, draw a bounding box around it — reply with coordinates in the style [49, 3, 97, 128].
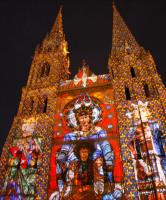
[48, 88, 124, 199]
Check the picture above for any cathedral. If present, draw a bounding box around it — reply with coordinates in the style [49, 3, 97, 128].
[0, 3, 165, 200]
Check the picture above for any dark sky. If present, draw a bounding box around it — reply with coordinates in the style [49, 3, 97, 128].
[0, 0, 166, 152]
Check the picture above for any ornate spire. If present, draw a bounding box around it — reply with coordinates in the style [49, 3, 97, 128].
[111, 3, 140, 57]
[50, 6, 63, 35]
[41, 7, 65, 52]
[28, 7, 70, 85]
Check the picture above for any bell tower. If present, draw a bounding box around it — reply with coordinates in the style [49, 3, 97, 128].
[18, 7, 70, 117]
[108, 3, 166, 199]
[27, 7, 70, 90]
[0, 8, 70, 199]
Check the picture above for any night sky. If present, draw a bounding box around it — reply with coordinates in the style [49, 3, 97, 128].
[0, 0, 166, 152]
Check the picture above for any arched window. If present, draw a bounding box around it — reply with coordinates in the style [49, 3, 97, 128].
[39, 62, 50, 78]
[45, 63, 50, 76]
[43, 97, 48, 113]
[37, 96, 48, 113]
[29, 99, 34, 113]
[130, 67, 136, 78]
[111, 68, 114, 79]
[144, 83, 150, 97]
[125, 86, 131, 100]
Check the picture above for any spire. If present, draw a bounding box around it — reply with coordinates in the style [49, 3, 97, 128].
[31, 6, 70, 81]
[111, 3, 140, 57]
[41, 7, 65, 52]
[50, 6, 63, 35]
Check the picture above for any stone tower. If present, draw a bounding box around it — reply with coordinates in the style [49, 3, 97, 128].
[0, 8, 70, 199]
[108, 3, 166, 199]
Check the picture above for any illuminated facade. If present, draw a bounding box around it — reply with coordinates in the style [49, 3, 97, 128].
[0, 4, 165, 200]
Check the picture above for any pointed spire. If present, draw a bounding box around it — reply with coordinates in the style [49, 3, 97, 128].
[41, 7, 65, 52]
[50, 6, 63, 35]
[111, 3, 140, 57]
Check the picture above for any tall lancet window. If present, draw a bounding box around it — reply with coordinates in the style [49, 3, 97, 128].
[130, 67, 136, 78]
[29, 98, 34, 114]
[44, 63, 50, 76]
[37, 96, 48, 113]
[43, 97, 48, 113]
[125, 86, 131, 100]
[144, 83, 150, 98]
[39, 62, 50, 78]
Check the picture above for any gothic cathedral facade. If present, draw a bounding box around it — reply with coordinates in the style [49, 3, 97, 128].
[0, 4, 165, 200]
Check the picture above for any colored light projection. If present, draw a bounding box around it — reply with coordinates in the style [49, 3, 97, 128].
[0, 117, 42, 200]
[49, 89, 123, 200]
[126, 101, 166, 199]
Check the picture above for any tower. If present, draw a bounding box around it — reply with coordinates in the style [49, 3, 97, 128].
[108, 3, 166, 199]
[0, 3, 166, 200]
[0, 8, 70, 199]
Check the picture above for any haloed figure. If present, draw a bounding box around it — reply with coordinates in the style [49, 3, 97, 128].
[77, 114, 91, 133]
[53, 94, 122, 200]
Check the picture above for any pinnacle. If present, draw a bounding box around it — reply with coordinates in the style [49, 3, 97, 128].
[40, 7, 65, 52]
[111, 2, 140, 57]
[50, 7, 63, 34]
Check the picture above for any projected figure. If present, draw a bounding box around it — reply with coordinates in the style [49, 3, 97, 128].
[61, 141, 95, 200]
[129, 124, 153, 180]
[129, 101, 166, 187]
[52, 94, 122, 200]
[1, 118, 42, 199]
